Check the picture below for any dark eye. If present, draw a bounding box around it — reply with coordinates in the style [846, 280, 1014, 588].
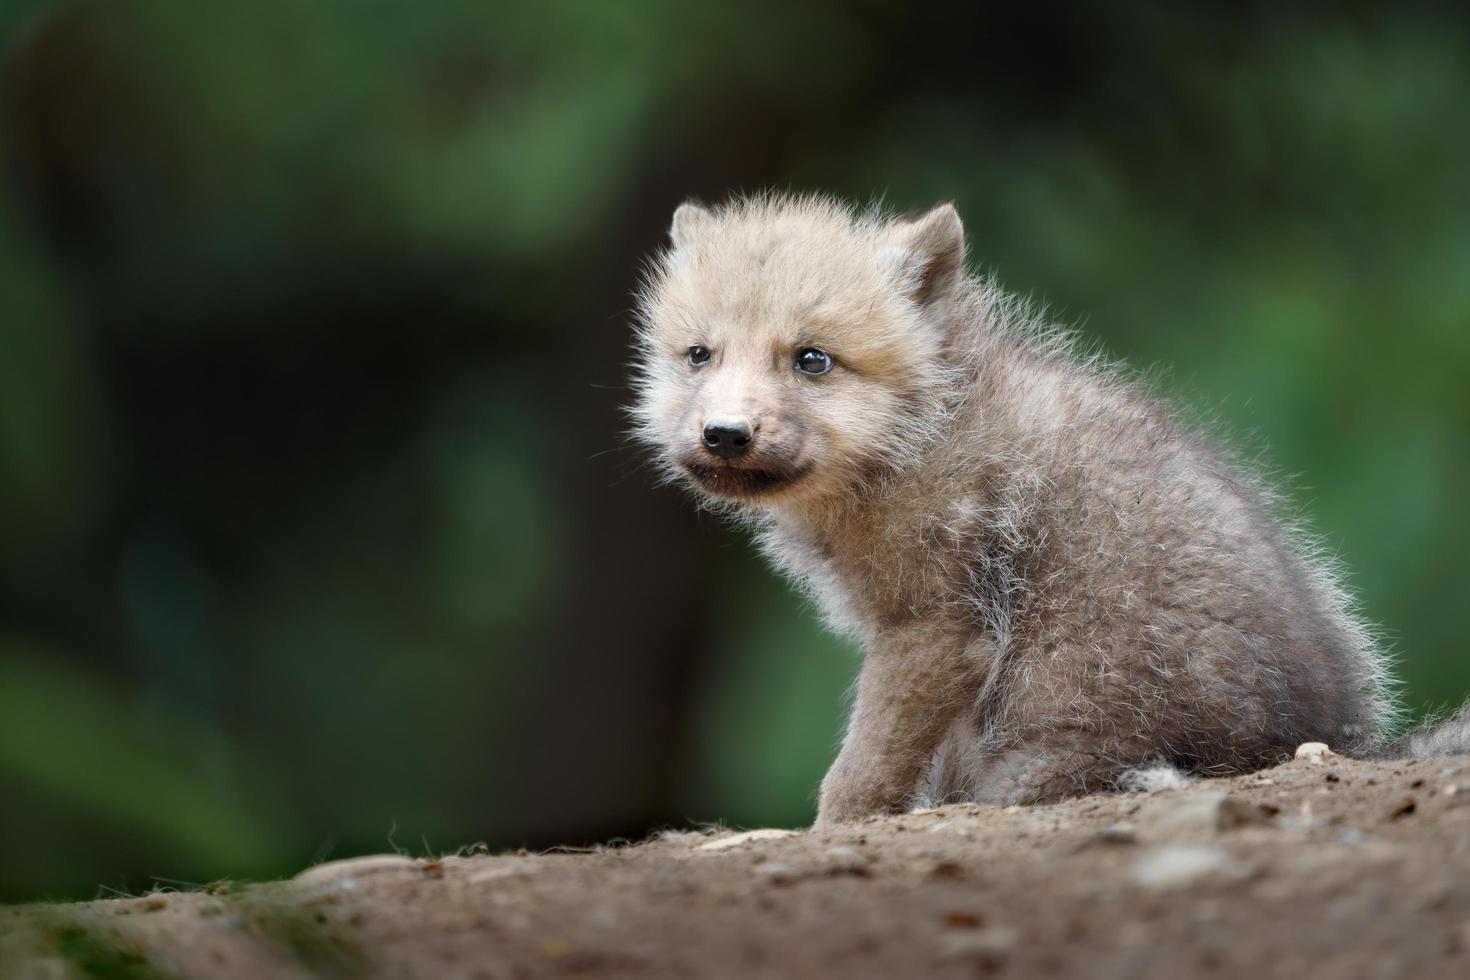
[795, 347, 833, 376]
[688, 345, 711, 366]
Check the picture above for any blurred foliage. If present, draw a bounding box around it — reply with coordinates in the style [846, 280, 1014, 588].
[0, 0, 1466, 902]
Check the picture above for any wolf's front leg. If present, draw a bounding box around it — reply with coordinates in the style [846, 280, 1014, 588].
[815, 630, 983, 827]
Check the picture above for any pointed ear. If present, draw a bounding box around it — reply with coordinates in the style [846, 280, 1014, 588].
[882, 202, 966, 305]
[669, 201, 713, 250]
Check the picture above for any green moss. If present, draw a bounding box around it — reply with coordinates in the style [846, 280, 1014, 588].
[52, 926, 165, 980]
[22, 912, 175, 980]
[227, 888, 364, 978]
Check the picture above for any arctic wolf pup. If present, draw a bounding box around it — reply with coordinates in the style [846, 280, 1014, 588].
[631, 193, 1468, 826]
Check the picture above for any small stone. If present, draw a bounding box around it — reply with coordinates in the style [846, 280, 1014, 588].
[466, 860, 543, 884]
[944, 911, 982, 928]
[1295, 742, 1333, 762]
[824, 861, 871, 879]
[1132, 845, 1250, 889]
[1097, 823, 1138, 845]
[1139, 791, 1276, 835]
[1389, 798, 1418, 820]
[695, 829, 799, 852]
[293, 854, 419, 887]
[938, 926, 1019, 965]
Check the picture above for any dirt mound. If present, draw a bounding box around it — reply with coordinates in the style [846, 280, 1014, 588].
[5, 752, 1470, 979]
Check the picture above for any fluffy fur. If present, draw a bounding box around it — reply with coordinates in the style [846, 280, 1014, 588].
[630, 192, 1463, 825]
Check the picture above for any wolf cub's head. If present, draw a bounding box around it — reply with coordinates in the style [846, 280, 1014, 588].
[631, 194, 967, 508]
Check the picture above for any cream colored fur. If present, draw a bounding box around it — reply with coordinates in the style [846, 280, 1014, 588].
[632, 193, 1456, 826]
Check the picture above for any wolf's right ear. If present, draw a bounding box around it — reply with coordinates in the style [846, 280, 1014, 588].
[882, 202, 966, 307]
[669, 201, 713, 251]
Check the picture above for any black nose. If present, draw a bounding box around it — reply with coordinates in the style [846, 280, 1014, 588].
[701, 419, 754, 459]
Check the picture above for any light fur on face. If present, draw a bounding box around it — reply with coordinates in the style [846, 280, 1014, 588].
[630, 192, 1461, 825]
[630, 194, 965, 507]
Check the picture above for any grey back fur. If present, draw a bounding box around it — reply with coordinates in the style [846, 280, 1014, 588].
[632, 194, 1463, 820]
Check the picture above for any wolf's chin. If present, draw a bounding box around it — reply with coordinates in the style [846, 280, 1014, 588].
[681, 460, 814, 501]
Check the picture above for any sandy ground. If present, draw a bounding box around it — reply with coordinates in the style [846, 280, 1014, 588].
[4, 751, 1470, 980]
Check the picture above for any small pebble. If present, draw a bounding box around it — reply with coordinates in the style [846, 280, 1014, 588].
[695, 829, 798, 852]
[1138, 791, 1276, 835]
[939, 926, 1019, 964]
[293, 854, 418, 887]
[1132, 845, 1250, 889]
[1295, 742, 1333, 762]
[1097, 823, 1138, 845]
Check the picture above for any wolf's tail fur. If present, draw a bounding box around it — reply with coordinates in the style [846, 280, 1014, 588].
[1376, 701, 1470, 760]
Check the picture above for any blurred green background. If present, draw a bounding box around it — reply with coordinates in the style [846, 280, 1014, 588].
[1, 0, 1467, 902]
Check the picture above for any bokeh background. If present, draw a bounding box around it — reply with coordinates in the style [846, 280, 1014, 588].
[2, 0, 1467, 903]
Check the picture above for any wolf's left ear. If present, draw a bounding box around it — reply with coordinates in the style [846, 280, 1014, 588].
[669, 201, 713, 251]
[882, 202, 966, 306]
